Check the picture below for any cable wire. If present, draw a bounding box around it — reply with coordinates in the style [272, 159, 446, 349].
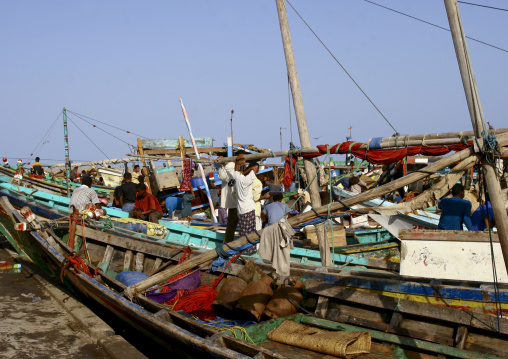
[69, 111, 134, 146]
[66, 110, 149, 139]
[285, 0, 399, 135]
[457, 1, 508, 12]
[28, 110, 62, 160]
[363, 0, 508, 53]
[67, 117, 110, 160]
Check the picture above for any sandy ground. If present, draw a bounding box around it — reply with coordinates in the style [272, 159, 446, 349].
[0, 238, 111, 359]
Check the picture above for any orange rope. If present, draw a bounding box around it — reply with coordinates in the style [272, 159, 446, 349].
[60, 251, 93, 283]
[165, 254, 241, 321]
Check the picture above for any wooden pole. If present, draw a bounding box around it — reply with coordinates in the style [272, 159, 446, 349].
[62, 108, 71, 197]
[125, 135, 508, 299]
[137, 138, 152, 193]
[179, 99, 218, 223]
[360, 128, 508, 149]
[276, 0, 330, 266]
[230, 109, 234, 148]
[445, 0, 508, 275]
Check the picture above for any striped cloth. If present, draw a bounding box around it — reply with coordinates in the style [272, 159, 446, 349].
[238, 210, 257, 255]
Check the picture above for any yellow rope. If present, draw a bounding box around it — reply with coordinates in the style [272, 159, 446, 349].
[201, 323, 256, 344]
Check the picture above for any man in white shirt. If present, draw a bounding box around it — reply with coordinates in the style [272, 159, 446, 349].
[244, 162, 270, 230]
[233, 154, 258, 254]
[218, 158, 238, 243]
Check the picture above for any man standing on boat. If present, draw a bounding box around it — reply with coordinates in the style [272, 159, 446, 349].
[245, 162, 270, 231]
[233, 154, 257, 254]
[217, 157, 238, 242]
[129, 183, 163, 224]
[68, 175, 103, 249]
[437, 183, 473, 230]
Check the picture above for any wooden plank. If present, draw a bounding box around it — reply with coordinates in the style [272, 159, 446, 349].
[300, 316, 497, 359]
[152, 258, 163, 274]
[98, 245, 114, 272]
[339, 313, 453, 346]
[140, 137, 214, 149]
[314, 296, 329, 319]
[75, 225, 182, 260]
[123, 250, 133, 272]
[135, 252, 144, 272]
[455, 325, 468, 350]
[144, 147, 226, 156]
[389, 312, 403, 327]
[304, 280, 508, 334]
[399, 229, 499, 243]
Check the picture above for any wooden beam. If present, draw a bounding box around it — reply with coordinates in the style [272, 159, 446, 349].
[124, 135, 508, 299]
[304, 280, 508, 334]
[399, 229, 499, 243]
[123, 250, 133, 271]
[143, 147, 226, 156]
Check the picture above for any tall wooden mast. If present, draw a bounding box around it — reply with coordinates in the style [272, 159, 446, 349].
[275, 0, 331, 266]
[445, 0, 508, 275]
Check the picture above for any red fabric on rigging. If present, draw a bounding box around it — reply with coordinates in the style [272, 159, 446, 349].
[284, 141, 472, 186]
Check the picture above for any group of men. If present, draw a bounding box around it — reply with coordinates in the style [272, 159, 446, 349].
[113, 169, 163, 223]
[437, 183, 496, 232]
[2, 157, 45, 177]
[218, 154, 291, 248]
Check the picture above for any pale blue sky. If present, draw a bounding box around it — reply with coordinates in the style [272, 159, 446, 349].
[1, 0, 507, 165]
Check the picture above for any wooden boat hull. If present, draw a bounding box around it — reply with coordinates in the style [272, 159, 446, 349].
[0, 169, 113, 197]
[4, 202, 508, 358]
[0, 193, 506, 318]
[0, 184, 398, 270]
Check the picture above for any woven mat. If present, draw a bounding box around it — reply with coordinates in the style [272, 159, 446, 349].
[267, 320, 371, 359]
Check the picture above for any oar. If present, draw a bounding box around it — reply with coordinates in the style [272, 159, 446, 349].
[124, 132, 508, 300]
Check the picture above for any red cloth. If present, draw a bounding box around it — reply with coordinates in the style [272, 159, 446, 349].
[283, 141, 473, 186]
[180, 158, 193, 191]
[134, 193, 163, 215]
[284, 155, 297, 188]
[310, 142, 470, 164]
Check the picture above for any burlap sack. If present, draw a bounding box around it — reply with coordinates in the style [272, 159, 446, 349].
[267, 320, 371, 359]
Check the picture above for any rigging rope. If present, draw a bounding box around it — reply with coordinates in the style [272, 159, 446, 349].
[363, 0, 508, 53]
[67, 117, 110, 160]
[477, 166, 504, 326]
[285, 0, 399, 134]
[67, 110, 149, 139]
[71, 112, 134, 146]
[28, 110, 62, 161]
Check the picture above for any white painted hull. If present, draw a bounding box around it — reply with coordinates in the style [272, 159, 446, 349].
[401, 239, 508, 283]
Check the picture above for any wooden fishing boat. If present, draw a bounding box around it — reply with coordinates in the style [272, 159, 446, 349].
[0, 167, 113, 197]
[0, 183, 398, 270]
[3, 199, 508, 358]
[1, 180, 505, 318]
[333, 186, 445, 235]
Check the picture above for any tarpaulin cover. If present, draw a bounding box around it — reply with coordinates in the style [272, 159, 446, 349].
[145, 269, 201, 303]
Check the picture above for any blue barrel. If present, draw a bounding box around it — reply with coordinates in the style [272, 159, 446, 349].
[165, 196, 183, 212]
[191, 177, 204, 188]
